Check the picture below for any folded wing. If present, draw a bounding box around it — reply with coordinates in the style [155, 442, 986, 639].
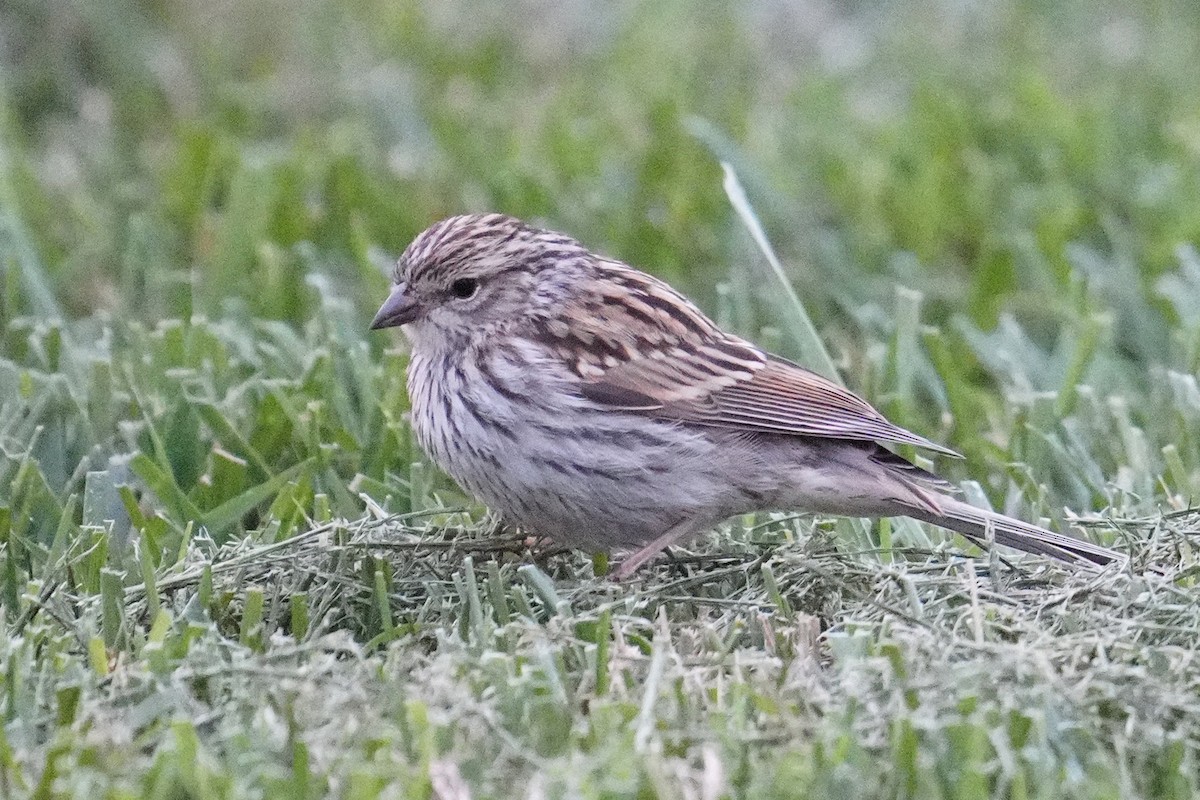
[530, 261, 959, 457]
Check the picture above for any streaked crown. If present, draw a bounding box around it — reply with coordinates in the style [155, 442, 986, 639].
[397, 213, 586, 286]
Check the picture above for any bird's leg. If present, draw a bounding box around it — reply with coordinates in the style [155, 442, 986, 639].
[610, 519, 704, 580]
[526, 535, 571, 566]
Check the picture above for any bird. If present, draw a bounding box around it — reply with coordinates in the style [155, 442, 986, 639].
[370, 213, 1123, 579]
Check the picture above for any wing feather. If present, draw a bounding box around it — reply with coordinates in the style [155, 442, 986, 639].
[532, 262, 960, 457]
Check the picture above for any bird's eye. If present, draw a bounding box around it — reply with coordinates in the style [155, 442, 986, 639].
[450, 278, 479, 299]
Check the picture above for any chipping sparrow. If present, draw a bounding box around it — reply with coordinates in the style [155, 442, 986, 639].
[371, 213, 1122, 578]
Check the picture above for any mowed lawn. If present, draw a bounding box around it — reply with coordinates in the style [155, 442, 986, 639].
[2, 1, 1199, 797]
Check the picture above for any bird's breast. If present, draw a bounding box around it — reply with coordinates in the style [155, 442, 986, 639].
[404, 344, 798, 550]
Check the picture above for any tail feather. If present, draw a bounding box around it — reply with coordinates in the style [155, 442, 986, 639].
[905, 496, 1125, 568]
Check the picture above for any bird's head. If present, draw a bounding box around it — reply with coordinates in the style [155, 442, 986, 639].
[371, 213, 591, 349]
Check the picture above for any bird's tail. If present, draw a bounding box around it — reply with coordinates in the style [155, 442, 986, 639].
[905, 495, 1125, 568]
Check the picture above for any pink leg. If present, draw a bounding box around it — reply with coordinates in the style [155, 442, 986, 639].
[610, 519, 704, 580]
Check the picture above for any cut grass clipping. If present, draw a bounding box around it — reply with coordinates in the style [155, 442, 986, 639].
[4, 508, 1198, 798]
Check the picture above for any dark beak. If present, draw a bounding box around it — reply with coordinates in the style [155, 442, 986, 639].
[370, 283, 420, 330]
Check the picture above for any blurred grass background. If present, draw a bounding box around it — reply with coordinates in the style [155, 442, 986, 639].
[2, 0, 1200, 797]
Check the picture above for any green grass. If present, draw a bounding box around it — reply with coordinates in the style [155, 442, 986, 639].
[2, 0, 1200, 796]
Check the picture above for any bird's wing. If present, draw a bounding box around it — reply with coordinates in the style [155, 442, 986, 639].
[530, 262, 960, 457]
